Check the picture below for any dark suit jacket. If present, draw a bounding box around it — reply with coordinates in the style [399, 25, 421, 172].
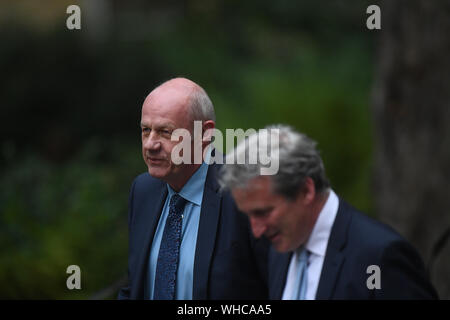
[269, 198, 438, 299]
[118, 164, 269, 299]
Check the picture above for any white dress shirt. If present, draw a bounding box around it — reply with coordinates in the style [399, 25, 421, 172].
[282, 189, 339, 300]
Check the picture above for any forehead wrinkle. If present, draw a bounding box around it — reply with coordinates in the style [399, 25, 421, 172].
[147, 87, 193, 113]
[141, 119, 176, 130]
[142, 92, 190, 122]
[142, 79, 205, 132]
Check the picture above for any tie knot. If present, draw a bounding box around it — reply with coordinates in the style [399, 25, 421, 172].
[298, 248, 309, 263]
[170, 194, 187, 212]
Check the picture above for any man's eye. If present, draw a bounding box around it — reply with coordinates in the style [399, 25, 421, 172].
[253, 209, 271, 217]
[142, 128, 150, 134]
[161, 129, 171, 136]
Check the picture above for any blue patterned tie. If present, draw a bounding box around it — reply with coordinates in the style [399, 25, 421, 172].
[154, 194, 187, 300]
[295, 248, 310, 300]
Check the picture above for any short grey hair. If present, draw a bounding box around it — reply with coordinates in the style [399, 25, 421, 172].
[189, 86, 216, 122]
[219, 124, 330, 200]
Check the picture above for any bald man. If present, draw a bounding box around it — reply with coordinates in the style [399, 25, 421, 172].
[118, 78, 269, 300]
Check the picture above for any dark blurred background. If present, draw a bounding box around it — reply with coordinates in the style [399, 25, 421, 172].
[1, 0, 449, 299]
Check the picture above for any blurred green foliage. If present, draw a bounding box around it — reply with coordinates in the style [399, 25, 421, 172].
[0, 139, 143, 298]
[0, 0, 376, 298]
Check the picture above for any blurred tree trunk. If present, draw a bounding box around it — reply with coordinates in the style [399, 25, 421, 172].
[371, 0, 450, 298]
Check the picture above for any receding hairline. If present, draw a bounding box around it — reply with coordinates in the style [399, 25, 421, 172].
[147, 78, 204, 99]
[143, 78, 209, 117]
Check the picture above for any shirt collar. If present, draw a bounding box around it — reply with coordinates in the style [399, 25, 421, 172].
[167, 147, 211, 206]
[304, 189, 339, 257]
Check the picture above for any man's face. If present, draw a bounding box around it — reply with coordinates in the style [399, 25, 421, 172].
[231, 176, 315, 252]
[141, 85, 194, 186]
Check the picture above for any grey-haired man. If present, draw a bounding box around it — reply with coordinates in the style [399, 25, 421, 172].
[220, 125, 438, 299]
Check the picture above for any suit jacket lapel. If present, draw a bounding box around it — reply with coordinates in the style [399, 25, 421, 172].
[193, 164, 221, 299]
[315, 198, 351, 299]
[132, 178, 167, 299]
[269, 249, 292, 299]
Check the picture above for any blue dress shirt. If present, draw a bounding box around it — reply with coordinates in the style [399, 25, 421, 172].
[147, 153, 210, 299]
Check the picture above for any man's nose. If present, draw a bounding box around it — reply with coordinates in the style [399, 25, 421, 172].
[249, 217, 267, 239]
[144, 131, 161, 151]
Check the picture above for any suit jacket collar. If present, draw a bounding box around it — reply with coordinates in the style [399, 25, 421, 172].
[193, 163, 222, 299]
[315, 197, 351, 299]
[268, 249, 292, 299]
[132, 177, 167, 299]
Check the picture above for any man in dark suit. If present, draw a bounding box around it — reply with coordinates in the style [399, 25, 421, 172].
[118, 78, 268, 299]
[219, 124, 438, 299]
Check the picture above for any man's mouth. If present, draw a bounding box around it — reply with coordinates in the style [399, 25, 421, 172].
[147, 157, 165, 164]
[266, 231, 281, 242]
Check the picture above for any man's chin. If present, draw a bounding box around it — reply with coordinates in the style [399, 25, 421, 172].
[273, 245, 290, 253]
[271, 240, 293, 253]
[147, 167, 168, 180]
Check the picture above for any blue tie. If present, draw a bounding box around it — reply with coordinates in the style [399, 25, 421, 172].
[294, 248, 310, 300]
[153, 194, 187, 300]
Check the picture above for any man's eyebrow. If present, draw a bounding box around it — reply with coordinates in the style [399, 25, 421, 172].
[140, 123, 176, 129]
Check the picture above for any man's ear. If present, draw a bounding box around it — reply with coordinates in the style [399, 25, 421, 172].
[202, 120, 215, 145]
[300, 177, 316, 204]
